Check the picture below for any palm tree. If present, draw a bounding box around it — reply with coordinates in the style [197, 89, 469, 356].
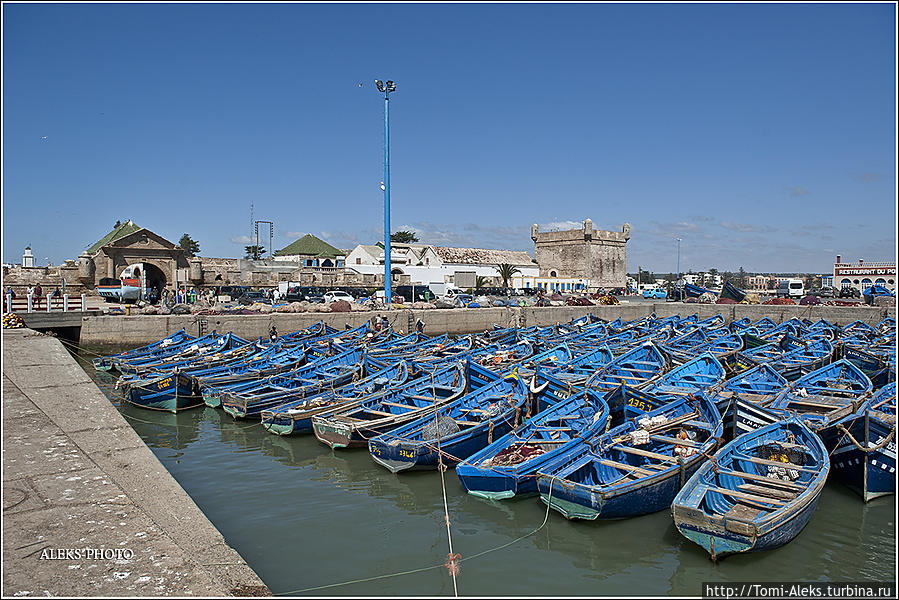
[495, 263, 521, 294]
[474, 276, 488, 292]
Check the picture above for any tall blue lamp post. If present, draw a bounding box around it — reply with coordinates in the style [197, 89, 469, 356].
[375, 79, 397, 308]
[675, 237, 682, 301]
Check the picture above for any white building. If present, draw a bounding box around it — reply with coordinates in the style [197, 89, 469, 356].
[22, 246, 34, 268]
[833, 255, 896, 294]
[681, 273, 722, 288]
[344, 242, 538, 286]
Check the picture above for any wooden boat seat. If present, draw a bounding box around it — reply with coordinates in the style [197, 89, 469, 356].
[737, 483, 797, 500]
[716, 469, 804, 491]
[363, 409, 396, 417]
[596, 458, 656, 476]
[408, 394, 438, 402]
[725, 503, 765, 525]
[452, 419, 482, 426]
[379, 401, 414, 410]
[704, 484, 785, 506]
[649, 434, 701, 448]
[613, 445, 677, 463]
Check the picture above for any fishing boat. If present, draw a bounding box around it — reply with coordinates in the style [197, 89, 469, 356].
[221, 348, 364, 419]
[671, 417, 829, 560]
[823, 382, 896, 501]
[121, 368, 205, 413]
[455, 374, 610, 500]
[719, 281, 747, 302]
[769, 359, 873, 435]
[585, 342, 668, 394]
[260, 359, 411, 436]
[116, 332, 248, 375]
[706, 363, 788, 439]
[647, 353, 725, 397]
[538, 346, 614, 385]
[367, 372, 530, 473]
[312, 361, 467, 449]
[92, 329, 194, 371]
[683, 283, 718, 298]
[536, 393, 722, 520]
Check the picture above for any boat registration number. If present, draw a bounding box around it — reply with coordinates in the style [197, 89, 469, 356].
[157, 377, 173, 390]
[627, 398, 654, 412]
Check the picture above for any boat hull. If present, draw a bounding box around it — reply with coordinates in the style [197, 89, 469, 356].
[123, 372, 203, 413]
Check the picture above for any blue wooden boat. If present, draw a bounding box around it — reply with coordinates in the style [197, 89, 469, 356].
[536, 393, 722, 520]
[537, 346, 614, 385]
[113, 331, 227, 373]
[455, 374, 610, 500]
[368, 372, 530, 473]
[647, 353, 725, 397]
[706, 364, 788, 439]
[720, 281, 747, 302]
[93, 329, 194, 371]
[221, 348, 365, 419]
[312, 362, 467, 449]
[672, 417, 829, 560]
[585, 342, 668, 394]
[197, 344, 314, 407]
[823, 382, 896, 501]
[260, 359, 411, 436]
[117, 332, 250, 375]
[769, 359, 873, 435]
[683, 283, 718, 298]
[121, 368, 204, 413]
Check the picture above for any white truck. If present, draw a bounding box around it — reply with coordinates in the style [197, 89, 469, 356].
[428, 282, 465, 301]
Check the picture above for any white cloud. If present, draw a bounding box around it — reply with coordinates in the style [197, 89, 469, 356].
[229, 235, 253, 244]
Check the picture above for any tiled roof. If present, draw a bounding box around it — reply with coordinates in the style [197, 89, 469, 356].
[433, 246, 534, 266]
[86, 220, 142, 254]
[275, 234, 343, 258]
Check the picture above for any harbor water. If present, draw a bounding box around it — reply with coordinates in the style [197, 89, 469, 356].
[73, 346, 895, 596]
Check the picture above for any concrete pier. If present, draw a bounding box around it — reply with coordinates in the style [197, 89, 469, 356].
[78, 303, 896, 347]
[2, 328, 270, 596]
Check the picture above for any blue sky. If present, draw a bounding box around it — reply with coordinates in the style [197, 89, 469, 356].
[3, 2, 895, 274]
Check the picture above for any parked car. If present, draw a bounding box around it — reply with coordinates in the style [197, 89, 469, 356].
[809, 286, 836, 298]
[839, 286, 861, 299]
[323, 290, 355, 304]
[237, 290, 271, 306]
[642, 288, 667, 299]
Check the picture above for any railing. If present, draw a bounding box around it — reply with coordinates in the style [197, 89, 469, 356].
[4, 293, 87, 313]
[835, 262, 896, 268]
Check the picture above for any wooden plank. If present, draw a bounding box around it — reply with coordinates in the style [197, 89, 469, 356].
[737, 455, 819, 474]
[738, 483, 797, 501]
[380, 401, 415, 410]
[650, 434, 701, 448]
[704, 484, 785, 506]
[595, 458, 656, 476]
[613, 445, 678, 463]
[716, 469, 804, 491]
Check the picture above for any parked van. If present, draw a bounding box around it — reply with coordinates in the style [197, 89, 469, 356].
[428, 283, 465, 301]
[777, 279, 804, 299]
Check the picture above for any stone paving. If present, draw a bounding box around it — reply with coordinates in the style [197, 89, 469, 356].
[2, 328, 270, 596]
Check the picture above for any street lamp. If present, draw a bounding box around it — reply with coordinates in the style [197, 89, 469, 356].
[375, 79, 397, 308]
[675, 238, 682, 301]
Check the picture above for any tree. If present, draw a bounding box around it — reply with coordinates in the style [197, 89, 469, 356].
[737, 267, 747, 288]
[390, 230, 418, 244]
[495, 263, 521, 292]
[244, 245, 265, 259]
[474, 275, 488, 291]
[114, 220, 122, 228]
[178, 234, 200, 258]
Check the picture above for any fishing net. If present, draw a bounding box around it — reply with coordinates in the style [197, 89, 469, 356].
[488, 444, 546, 466]
[421, 416, 461, 440]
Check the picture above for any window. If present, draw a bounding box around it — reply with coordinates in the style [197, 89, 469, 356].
[550, 270, 557, 277]
[840, 278, 851, 287]
[425, 258, 429, 265]
[861, 278, 872, 286]
[875, 278, 886, 285]
[356, 258, 361, 265]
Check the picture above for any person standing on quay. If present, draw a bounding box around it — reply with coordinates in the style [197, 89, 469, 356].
[33, 283, 43, 309]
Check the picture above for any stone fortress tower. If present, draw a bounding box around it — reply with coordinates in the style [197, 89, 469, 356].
[531, 219, 630, 291]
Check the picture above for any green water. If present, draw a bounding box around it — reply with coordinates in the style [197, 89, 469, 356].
[74, 346, 895, 596]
